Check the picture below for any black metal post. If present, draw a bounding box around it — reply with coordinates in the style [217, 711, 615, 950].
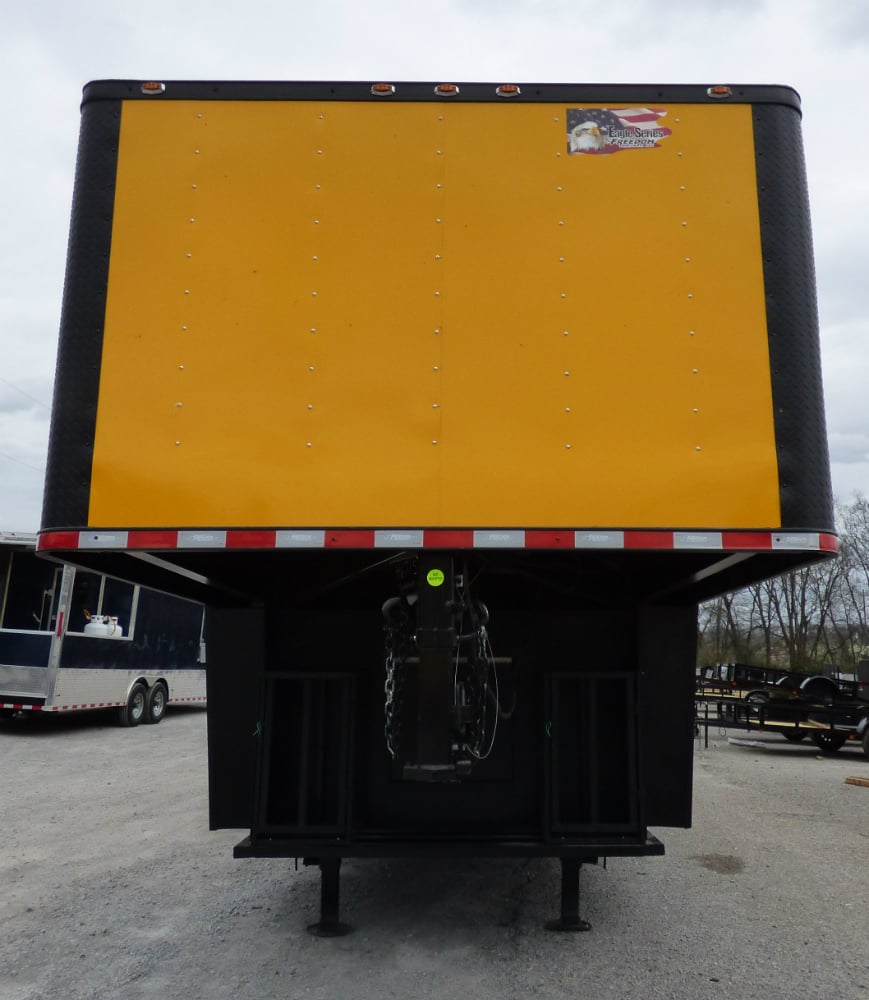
[545, 857, 591, 932]
[307, 858, 353, 937]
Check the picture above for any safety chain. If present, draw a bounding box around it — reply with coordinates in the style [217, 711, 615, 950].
[383, 628, 406, 758]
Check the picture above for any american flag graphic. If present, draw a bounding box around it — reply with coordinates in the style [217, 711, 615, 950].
[566, 107, 671, 155]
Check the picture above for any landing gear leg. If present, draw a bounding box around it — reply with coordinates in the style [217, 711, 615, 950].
[307, 858, 353, 937]
[545, 857, 592, 932]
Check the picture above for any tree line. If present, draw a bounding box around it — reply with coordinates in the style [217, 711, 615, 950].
[697, 495, 869, 673]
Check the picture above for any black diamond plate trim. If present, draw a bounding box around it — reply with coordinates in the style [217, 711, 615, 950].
[41, 101, 121, 530]
[754, 104, 834, 533]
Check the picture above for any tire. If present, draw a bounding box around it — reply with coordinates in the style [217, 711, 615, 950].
[811, 730, 846, 753]
[118, 682, 147, 727]
[782, 730, 807, 743]
[862, 727, 869, 760]
[144, 682, 169, 725]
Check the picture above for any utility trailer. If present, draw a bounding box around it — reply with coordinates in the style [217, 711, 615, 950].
[1, 531, 205, 723]
[39, 79, 836, 932]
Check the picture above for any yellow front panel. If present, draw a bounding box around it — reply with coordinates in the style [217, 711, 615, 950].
[91, 99, 779, 529]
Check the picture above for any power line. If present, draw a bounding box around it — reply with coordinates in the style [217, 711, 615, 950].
[0, 376, 52, 410]
[0, 451, 45, 474]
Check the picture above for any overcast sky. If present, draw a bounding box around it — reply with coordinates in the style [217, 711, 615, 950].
[1, 0, 867, 531]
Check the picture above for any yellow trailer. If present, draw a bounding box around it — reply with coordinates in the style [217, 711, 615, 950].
[40, 81, 835, 934]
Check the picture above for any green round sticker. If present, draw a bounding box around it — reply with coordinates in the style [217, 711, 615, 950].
[426, 568, 445, 587]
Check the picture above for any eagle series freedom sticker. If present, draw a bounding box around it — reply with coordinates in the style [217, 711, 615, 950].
[566, 107, 671, 155]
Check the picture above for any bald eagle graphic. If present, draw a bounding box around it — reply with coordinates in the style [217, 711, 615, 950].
[569, 121, 606, 153]
[565, 106, 671, 155]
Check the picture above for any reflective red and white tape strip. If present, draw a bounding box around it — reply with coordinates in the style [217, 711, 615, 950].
[38, 528, 839, 553]
[1, 697, 206, 713]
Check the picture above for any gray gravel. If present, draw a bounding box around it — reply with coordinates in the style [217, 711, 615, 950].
[1, 709, 867, 1000]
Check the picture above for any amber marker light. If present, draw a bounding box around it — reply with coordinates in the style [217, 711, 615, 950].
[140, 81, 166, 95]
[706, 85, 733, 98]
[434, 83, 460, 96]
[371, 83, 396, 96]
[496, 84, 521, 98]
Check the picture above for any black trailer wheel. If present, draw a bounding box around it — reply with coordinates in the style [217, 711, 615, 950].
[862, 728, 869, 760]
[811, 731, 846, 753]
[782, 730, 806, 742]
[144, 682, 169, 725]
[118, 682, 147, 727]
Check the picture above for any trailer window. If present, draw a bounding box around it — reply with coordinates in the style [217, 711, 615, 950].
[101, 576, 135, 634]
[67, 571, 135, 636]
[0, 552, 61, 632]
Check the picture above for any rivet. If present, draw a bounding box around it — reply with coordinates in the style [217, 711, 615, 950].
[312, 255, 318, 261]
[436, 150, 442, 155]
[695, 445, 702, 451]
[191, 184, 198, 189]
[563, 330, 569, 336]
[565, 407, 571, 412]
[435, 254, 441, 260]
[436, 183, 442, 189]
[189, 218, 196, 223]
[194, 149, 200, 155]
[319, 114, 324, 119]
[688, 293, 694, 299]
[307, 441, 313, 447]
[312, 291, 317, 296]
[175, 441, 181, 446]
[561, 293, 567, 299]
[675, 117, 681, 123]
[685, 257, 691, 262]
[681, 221, 688, 227]
[181, 325, 188, 331]
[315, 184, 321, 189]
[680, 185, 686, 191]
[559, 257, 565, 263]
[314, 219, 320, 224]
[178, 365, 185, 370]
[434, 290, 441, 297]
[432, 403, 440, 408]
[432, 440, 438, 445]
[557, 186, 563, 192]
[310, 327, 317, 333]
[184, 289, 190, 295]
[317, 149, 323, 154]
[564, 371, 570, 376]
[693, 407, 699, 413]
[556, 152, 561, 156]
[558, 220, 565, 226]
[197, 113, 203, 119]
[436, 218, 441, 223]
[565, 444, 572, 449]
[176, 402, 183, 407]
[553, 117, 559, 122]
[689, 330, 696, 336]
[434, 328, 441, 335]
[438, 115, 444, 121]
[307, 404, 313, 410]
[678, 151, 683, 157]
[186, 253, 192, 258]
[692, 368, 699, 374]
[308, 365, 315, 372]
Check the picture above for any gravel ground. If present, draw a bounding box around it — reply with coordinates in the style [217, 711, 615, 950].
[1, 709, 867, 1000]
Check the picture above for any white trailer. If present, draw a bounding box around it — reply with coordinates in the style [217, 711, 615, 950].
[0, 531, 205, 725]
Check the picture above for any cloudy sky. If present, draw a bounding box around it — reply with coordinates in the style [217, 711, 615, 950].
[1, 0, 867, 531]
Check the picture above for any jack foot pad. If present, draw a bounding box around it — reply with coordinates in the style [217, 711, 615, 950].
[307, 920, 354, 937]
[544, 917, 592, 932]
